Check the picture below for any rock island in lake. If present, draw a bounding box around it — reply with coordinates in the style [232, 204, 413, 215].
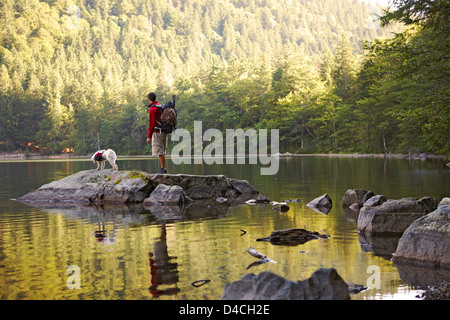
[17, 169, 264, 206]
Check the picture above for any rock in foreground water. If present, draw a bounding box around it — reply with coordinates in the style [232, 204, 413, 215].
[221, 269, 350, 300]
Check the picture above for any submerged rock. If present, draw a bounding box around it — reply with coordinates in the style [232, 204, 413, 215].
[357, 196, 438, 236]
[220, 269, 350, 300]
[392, 204, 450, 269]
[256, 228, 330, 246]
[17, 170, 263, 206]
[272, 204, 290, 212]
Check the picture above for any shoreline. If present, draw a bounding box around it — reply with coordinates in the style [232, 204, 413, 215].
[0, 151, 448, 161]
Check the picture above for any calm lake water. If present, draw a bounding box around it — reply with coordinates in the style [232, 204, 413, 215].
[0, 156, 448, 300]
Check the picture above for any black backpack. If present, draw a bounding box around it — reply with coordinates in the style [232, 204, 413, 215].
[156, 96, 177, 134]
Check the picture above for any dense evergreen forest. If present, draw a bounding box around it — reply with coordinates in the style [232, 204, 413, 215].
[0, 0, 448, 156]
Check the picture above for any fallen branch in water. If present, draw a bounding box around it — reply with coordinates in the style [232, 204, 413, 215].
[319, 229, 329, 238]
[191, 279, 211, 287]
[245, 247, 277, 269]
[256, 228, 331, 246]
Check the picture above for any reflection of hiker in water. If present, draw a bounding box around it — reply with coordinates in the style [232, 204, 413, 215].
[93, 214, 117, 245]
[94, 221, 107, 242]
[149, 224, 179, 297]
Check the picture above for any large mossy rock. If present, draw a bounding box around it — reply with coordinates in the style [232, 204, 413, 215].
[19, 170, 152, 204]
[18, 170, 262, 205]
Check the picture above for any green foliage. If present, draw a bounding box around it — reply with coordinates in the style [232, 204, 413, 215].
[380, 0, 449, 32]
[0, 0, 447, 156]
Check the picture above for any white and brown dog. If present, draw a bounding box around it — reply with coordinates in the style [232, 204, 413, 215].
[91, 149, 118, 171]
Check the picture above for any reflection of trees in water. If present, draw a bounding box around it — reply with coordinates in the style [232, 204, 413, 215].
[144, 201, 231, 225]
[28, 201, 231, 226]
[25, 201, 230, 298]
[148, 224, 180, 297]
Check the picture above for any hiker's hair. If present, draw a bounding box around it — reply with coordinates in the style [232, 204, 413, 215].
[148, 92, 156, 102]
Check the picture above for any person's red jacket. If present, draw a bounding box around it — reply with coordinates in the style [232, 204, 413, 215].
[148, 101, 162, 139]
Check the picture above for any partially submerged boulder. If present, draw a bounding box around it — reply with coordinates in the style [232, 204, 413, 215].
[220, 269, 350, 300]
[392, 204, 450, 269]
[306, 194, 332, 214]
[272, 203, 290, 212]
[17, 170, 263, 206]
[363, 195, 387, 207]
[307, 193, 332, 208]
[342, 189, 374, 207]
[256, 228, 330, 246]
[357, 196, 438, 235]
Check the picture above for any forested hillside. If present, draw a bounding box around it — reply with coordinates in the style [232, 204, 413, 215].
[0, 0, 448, 155]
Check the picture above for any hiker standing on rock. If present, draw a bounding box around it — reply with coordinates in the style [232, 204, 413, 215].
[146, 92, 167, 174]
